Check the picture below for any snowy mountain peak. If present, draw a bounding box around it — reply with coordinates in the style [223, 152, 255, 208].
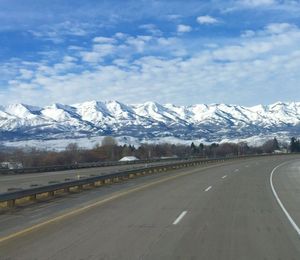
[1, 100, 300, 142]
[3, 103, 41, 118]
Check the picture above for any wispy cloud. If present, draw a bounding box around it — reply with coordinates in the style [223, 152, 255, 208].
[227, 0, 300, 12]
[196, 15, 219, 24]
[139, 24, 162, 36]
[239, 0, 277, 7]
[28, 21, 93, 43]
[93, 37, 116, 44]
[177, 24, 192, 33]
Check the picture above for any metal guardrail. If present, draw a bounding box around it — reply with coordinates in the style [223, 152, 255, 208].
[1, 153, 292, 208]
[0, 157, 183, 175]
[0, 157, 235, 208]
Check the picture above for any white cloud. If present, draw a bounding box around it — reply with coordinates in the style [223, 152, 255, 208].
[241, 30, 256, 38]
[80, 52, 103, 63]
[241, 23, 298, 38]
[225, 0, 300, 12]
[112, 59, 129, 67]
[139, 24, 162, 36]
[125, 36, 153, 53]
[166, 14, 182, 20]
[80, 43, 116, 63]
[19, 69, 34, 80]
[196, 15, 219, 25]
[239, 0, 277, 7]
[177, 24, 192, 33]
[114, 32, 127, 39]
[93, 36, 115, 44]
[213, 23, 300, 62]
[93, 44, 116, 54]
[63, 56, 78, 63]
[29, 21, 90, 43]
[224, 0, 300, 12]
[68, 46, 85, 51]
[265, 23, 297, 34]
[2, 23, 300, 106]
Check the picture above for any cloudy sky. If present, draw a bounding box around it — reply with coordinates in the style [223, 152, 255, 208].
[0, 0, 300, 106]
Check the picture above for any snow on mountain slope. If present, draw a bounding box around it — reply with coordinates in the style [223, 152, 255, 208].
[73, 101, 113, 126]
[0, 104, 47, 131]
[132, 101, 189, 127]
[73, 100, 154, 129]
[1, 100, 300, 142]
[4, 104, 41, 118]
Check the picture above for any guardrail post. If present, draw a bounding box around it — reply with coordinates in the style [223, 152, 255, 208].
[7, 199, 15, 208]
[104, 179, 111, 184]
[95, 180, 103, 186]
[48, 191, 55, 197]
[29, 194, 37, 201]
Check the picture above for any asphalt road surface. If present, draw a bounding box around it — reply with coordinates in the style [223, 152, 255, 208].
[0, 155, 300, 260]
[0, 160, 181, 193]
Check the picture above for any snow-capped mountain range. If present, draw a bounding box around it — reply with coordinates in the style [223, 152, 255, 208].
[1, 100, 300, 143]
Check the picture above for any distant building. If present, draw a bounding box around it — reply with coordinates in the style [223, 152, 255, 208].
[274, 149, 288, 154]
[160, 155, 178, 159]
[119, 156, 139, 162]
[0, 162, 23, 169]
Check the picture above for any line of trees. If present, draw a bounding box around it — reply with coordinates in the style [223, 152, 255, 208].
[0, 136, 296, 169]
[290, 137, 300, 152]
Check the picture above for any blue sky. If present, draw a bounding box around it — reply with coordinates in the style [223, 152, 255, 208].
[0, 0, 300, 106]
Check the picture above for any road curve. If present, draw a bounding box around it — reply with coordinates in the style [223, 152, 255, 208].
[0, 156, 300, 260]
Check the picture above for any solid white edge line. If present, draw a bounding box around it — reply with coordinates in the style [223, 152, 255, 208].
[270, 161, 300, 237]
[173, 211, 187, 225]
[204, 186, 212, 192]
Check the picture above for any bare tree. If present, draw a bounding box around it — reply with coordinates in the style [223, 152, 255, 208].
[101, 136, 117, 147]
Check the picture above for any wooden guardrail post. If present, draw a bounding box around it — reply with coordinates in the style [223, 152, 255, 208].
[104, 178, 112, 184]
[76, 185, 83, 191]
[29, 194, 37, 201]
[7, 200, 15, 208]
[95, 180, 104, 186]
[48, 191, 55, 197]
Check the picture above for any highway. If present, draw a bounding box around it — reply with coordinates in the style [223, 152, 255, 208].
[0, 160, 182, 193]
[0, 155, 300, 259]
